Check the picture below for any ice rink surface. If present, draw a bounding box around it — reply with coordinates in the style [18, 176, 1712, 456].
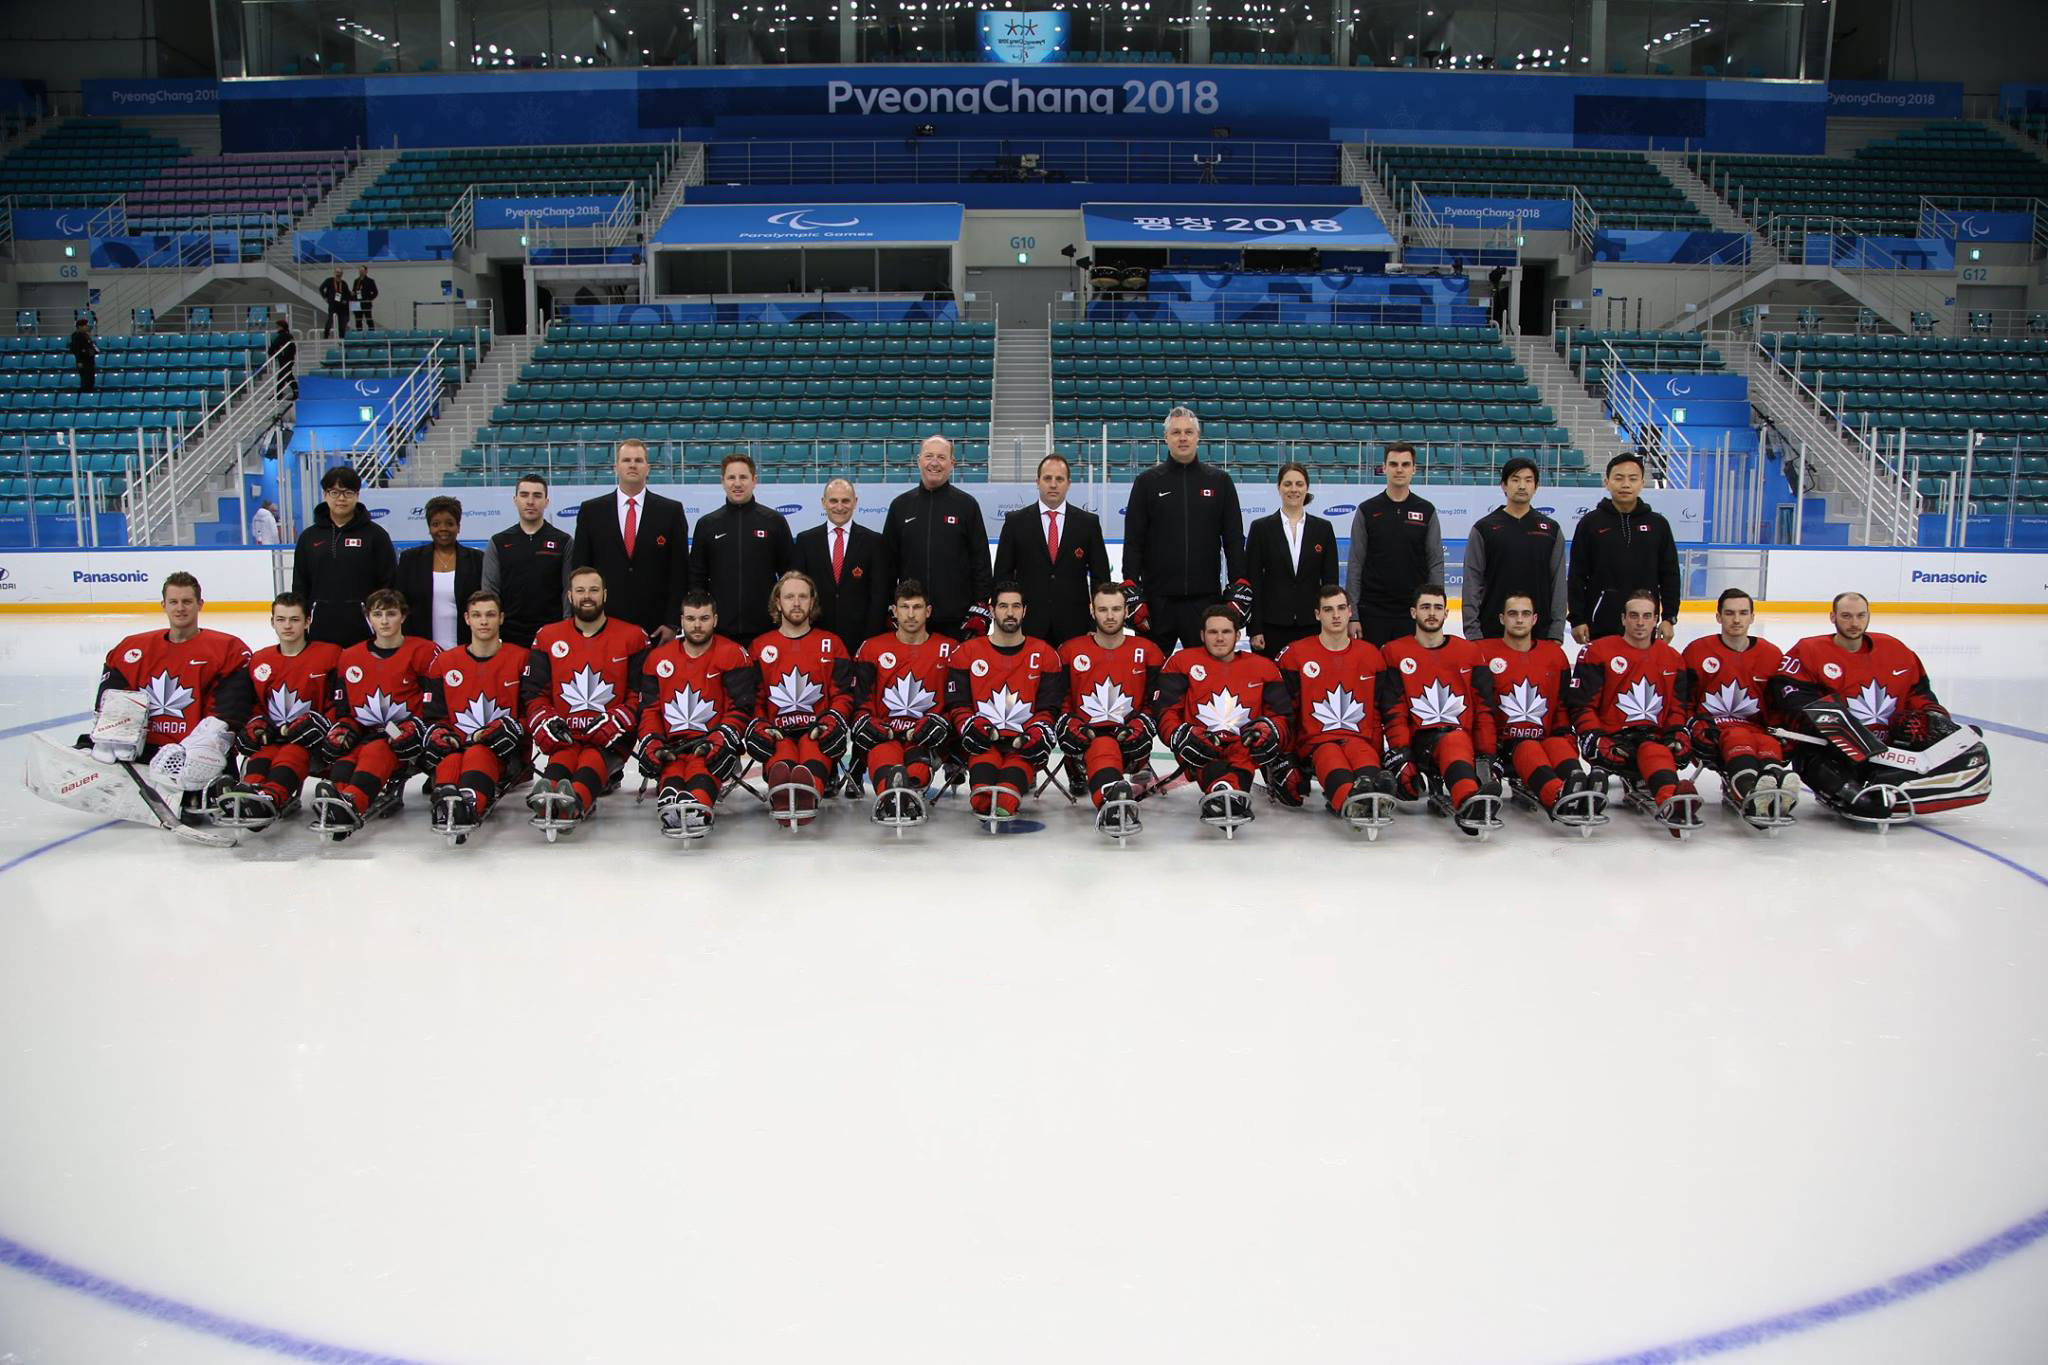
[1, 608, 2045, 1365]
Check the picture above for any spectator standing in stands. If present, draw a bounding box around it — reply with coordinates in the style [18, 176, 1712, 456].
[689, 452, 796, 642]
[291, 464, 396, 647]
[796, 478, 891, 646]
[881, 434, 992, 637]
[1489, 264, 1510, 330]
[352, 267, 379, 331]
[250, 501, 280, 546]
[1462, 457, 1567, 642]
[992, 452, 1111, 647]
[482, 473, 574, 647]
[320, 268, 352, 338]
[1122, 406, 1247, 651]
[267, 317, 297, 400]
[68, 318, 96, 395]
[1568, 451, 1681, 644]
[570, 437, 689, 645]
[1345, 440, 1444, 646]
[397, 495, 485, 649]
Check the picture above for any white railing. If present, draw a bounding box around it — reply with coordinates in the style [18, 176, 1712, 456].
[0, 196, 11, 258]
[650, 143, 705, 233]
[85, 196, 129, 241]
[91, 208, 299, 335]
[1744, 339, 1919, 546]
[1598, 339, 1695, 489]
[447, 184, 477, 255]
[123, 352, 288, 545]
[346, 340, 447, 484]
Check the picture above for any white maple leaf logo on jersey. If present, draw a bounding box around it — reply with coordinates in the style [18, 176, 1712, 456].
[767, 670, 823, 718]
[561, 666, 615, 715]
[882, 674, 937, 721]
[1411, 680, 1466, 728]
[1193, 688, 1250, 734]
[1616, 677, 1664, 726]
[1079, 679, 1134, 726]
[1701, 680, 1759, 723]
[975, 685, 1033, 732]
[141, 671, 194, 719]
[264, 683, 313, 727]
[454, 693, 509, 738]
[1847, 680, 1897, 730]
[1499, 680, 1548, 729]
[1310, 684, 1366, 733]
[353, 688, 409, 728]
[661, 686, 716, 735]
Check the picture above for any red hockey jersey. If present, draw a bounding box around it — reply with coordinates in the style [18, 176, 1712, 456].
[424, 643, 532, 740]
[100, 626, 254, 746]
[1479, 638, 1572, 743]
[946, 636, 1064, 736]
[1276, 635, 1384, 749]
[1154, 647, 1290, 741]
[1059, 633, 1165, 734]
[750, 627, 854, 728]
[336, 637, 440, 730]
[1568, 636, 1689, 736]
[1767, 631, 1941, 742]
[854, 633, 955, 735]
[1682, 634, 1783, 732]
[638, 636, 757, 740]
[1377, 635, 1499, 751]
[248, 641, 341, 734]
[523, 616, 650, 736]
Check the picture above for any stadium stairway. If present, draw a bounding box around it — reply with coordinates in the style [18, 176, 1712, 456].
[1987, 116, 2048, 167]
[1727, 340, 1907, 544]
[260, 148, 399, 273]
[393, 333, 535, 487]
[991, 327, 1051, 477]
[1506, 331, 1631, 474]
[1339, 145, 1403, 256]
[144, 114, 223, 159]
[1645, 150, 1780, 268]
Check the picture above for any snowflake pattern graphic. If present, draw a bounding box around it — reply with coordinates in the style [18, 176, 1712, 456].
[561, 666, 615, 715]
[1079, 679, 1134, 726]
[1701, 680, 1759, 724]
[1616, 677, 1665, 726]
[1411, 680, 1466, 728]
[1499, 680, 1549, 729]
[768, 670, 824, 719]
[264, 683, 314, 727]
[1310, 684, 1366, 733]
[455, 694, 510, 739]
[1847, 680, 1897, 730]
[662, 686, 717, 735]
[142, 671, 195, 719]
[353, 688, 410, 728]
[1193, 688, 1250, 734]
[975, 686, 1034, 732]
[882, 674, 937, 721]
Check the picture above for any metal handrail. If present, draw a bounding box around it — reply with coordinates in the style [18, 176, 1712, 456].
[704, 138, 1341, 186]
[447, 184, 476, 255]
[347, 339, 447, 484]
[650, 142, 705, 233]
[92, 208, 295, 335]
[123, 351, 288, 545]
[1744, 338, 1919, 545]
[1598, 339, 1695, 488]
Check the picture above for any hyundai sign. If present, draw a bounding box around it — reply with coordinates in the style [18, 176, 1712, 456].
[652, 202, 966, 246]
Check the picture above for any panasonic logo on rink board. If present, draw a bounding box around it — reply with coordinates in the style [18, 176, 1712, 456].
[826, 77, 1219, 117]
[1909, 570, 1989, 585]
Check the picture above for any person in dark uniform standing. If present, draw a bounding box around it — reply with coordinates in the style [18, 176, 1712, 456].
[1344, 440, 1444, 646]
[1462, 457, 1567, 642]
[881, 434, 992, 637]
[992, 453, 1111, 647]
[319, 268, 353, 339]
[1243, 461, 1339, 657]
[68, 318, 97, 394]
[795, 478, 891, 646]
[1568, 451, 1681, 644]
[689, 452, 795, 642]
[570, 437, 690, 646]
[352, 267, 379, 331]
[482, 473, 573, 647]
[1122, 406, 1248, 652]
[267, 316, 297, 400]
[291, 464, 397, 647]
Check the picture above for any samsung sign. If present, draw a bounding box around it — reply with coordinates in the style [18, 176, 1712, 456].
[825, 77, 1220, 117]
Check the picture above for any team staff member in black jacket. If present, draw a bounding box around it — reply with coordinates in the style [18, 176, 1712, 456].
[1568, 451, 1681, 643]
[1122, 406, 1248, 651]
[291, 465, 397, 647]
[881, 435, 992, 637]
[1243, 461, 1339, 657]
[1344, 441, 1443, 646]
[1462, 457, 1566, 641]
[482, 474, 574, 647]
[689, 452, 796, 641]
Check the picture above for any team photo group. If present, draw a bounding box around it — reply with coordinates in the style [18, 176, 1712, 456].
[34, 409, 1993, 847]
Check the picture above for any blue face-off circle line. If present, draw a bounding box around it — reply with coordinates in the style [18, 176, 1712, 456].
[0, 717, 2044, 1363]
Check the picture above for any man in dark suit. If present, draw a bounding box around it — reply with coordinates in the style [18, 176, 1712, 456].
[570, 437, 689, 645]
[794, 477, 891, 647]
[992, 453, 1111, 647]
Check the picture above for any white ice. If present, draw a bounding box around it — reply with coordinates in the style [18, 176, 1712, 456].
[1, 610, 2046, 1365]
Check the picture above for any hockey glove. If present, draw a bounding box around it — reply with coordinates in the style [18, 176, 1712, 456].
[475, 716, 525, 762]
[911, 712, 952, 751]
[958, 716, 1000, 755]
[1168, 723, 1222, 768]
[849, 711, 887, 754]
[237, 715, 271, 756]
[1262, 755, 1309, 808]
[530, 712, 573, 755]
[586, 704, 636, 752]
[636, 734, 674, 779]
[1055, 712, 1092, 758]
[281, 711, 331, 751]
[1897, 704, 1957, 746]
[1115, 712, 1158, 761]
[1020, 719, 1057, 765]
[1662, 728, 1693, 766]
[1579, 732, 1629, 770]
[704, 726, 744, 783]
[744, 719, 780, 762]
[811, 711, 849, 761]
[1224, 577, 1255, 627]
[1120, 580, 1150, 634]
[388, 719, 427, 764]
[962, 600, 994, 638]
[320, 720, 361, 758]
[1243, 716, 1284, 764]
[424, 726, 464, 762]
[1383, 745, 1423, 800]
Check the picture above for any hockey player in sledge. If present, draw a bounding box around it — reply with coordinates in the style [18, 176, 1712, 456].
[214, 592, 339, 831]
[1682, 587, 1797, 831]
[748, 570, 856, 829]
[1057, 582, 1166, 841]
[1765, 591, 1991, 827]
[945, 582, 1065, 829]
[28, 570, 253, 845]
[1480, 592, 1605, 832]
[1152, 603, 1292, 837]
[308, 589, 441, 839]
[1376, 584, 1506, 838]
[636, 591, 756, 841]
[1275, 584, 1396, 837]
[849, 579, 955, 832]
[420, 591, 533, 844]
[1568, 588, 1702, 838]
[520, 566, 650, 840]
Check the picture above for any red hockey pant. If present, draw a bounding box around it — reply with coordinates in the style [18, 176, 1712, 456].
[1715, 722, 1783, 766]
[1509, 735, 1582, 810]
[1631, 739, 1680, 802]
[1417, 727, 1479, 807]
[1308, 736, 1381, 814]
[765, 736, 830, 795]
[434, 746, 506, 817]
[243, 742, 314, 804]
[1181, 737, 1254, 794]
[657, 752, 719, 807]
[542, 741, 619, 815]
[866, 738, 934, 791]
[967, 748, 1038, 816]
[329, 737, 402, 814]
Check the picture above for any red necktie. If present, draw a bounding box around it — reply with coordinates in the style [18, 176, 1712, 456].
[832, 525, 846, 582]
[1045, 508, 1060, 561]
[622, 495, 639, 558]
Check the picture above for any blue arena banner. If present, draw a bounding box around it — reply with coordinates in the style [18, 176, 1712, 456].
[978, 10, 1067, 64]
[555, 299, 962, 325]
[12, 209, 96, 240]
[1928, 209, 2037, 245]
[82, 78, 220, 118]
[1803, 234, 1955, 271]
[1429, 197, 1572, 231]
[1825, 80, 1962, 119]
[1114, 271, 1476, 326]
[295, 228, 454, 263]
[89, 233, 240, 268]
[475, 196, 620, 230]
[1082, 202, 1392, 247]
[1634, 373, 1749, 403]
[652, 201, 965, 245]
[1591, 228, 1750, 264]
